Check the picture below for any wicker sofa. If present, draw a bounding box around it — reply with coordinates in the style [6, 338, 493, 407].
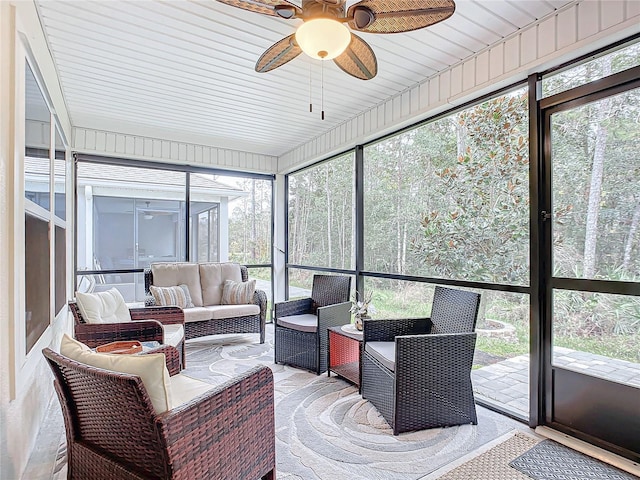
[145, 262, 267, 343]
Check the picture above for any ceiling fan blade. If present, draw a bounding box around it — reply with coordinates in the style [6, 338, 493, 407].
[347, 0, 455, 34]
[215, 0, 302, 19]
[255, 34, 302, 73]
[333, 33, 377, 80]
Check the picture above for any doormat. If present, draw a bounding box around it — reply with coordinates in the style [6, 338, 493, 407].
[430, 431, 539, 480]
[509, 439, 639, 480]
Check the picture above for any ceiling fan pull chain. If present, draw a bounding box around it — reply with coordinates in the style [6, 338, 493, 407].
[309, 61, 313, 113]
[321, 60, 325, 121]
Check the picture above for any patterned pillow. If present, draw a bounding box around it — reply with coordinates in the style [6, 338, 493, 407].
[221, 279, 256, 305]
[149, 284, 194, 308]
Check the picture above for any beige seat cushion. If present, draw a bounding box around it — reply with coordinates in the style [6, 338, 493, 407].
[76, 288, 132, 324]
[365, 341, 396, 372]
[163, 324, 184, 347]
[169, 374, 214, 409]
[183, 307, 216, 323]
[182, 305, 260, 323]
[60, 334, 172, 414]
[151, 263, 203, 307]
[207, 304, 260, 320]
[276, 314, 318, 333]
[199, 263, 243, 306]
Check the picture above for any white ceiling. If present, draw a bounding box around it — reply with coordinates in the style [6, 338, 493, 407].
[35, 0, 574, 157]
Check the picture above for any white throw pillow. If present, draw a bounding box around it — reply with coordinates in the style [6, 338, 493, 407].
[59, 334, 172, 414]
[76, 288, 132, 324]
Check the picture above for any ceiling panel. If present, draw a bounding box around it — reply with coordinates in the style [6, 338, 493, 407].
[35, 0, 575, 157]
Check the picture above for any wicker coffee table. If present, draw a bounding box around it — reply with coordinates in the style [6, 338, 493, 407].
[327, 325, 363, 390]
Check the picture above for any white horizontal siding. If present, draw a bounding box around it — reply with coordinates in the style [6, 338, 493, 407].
[278, 0, 640, 173]
[73, 127, 278, 173]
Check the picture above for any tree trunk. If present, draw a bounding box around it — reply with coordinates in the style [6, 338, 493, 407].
[291, 181, 300, 263]
[396, 145, 404, 273]
[456, 117, 466, 159]
[583, 60, 612, 278]
[325, 167, 332, 265]
[622, 197, 640, 272]
[251, 180, 256, 261]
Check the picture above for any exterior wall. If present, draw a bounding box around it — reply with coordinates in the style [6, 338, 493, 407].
[278, 0, 640, 172]
[73, 127, 278, 174]
[0, 2, 73, 479]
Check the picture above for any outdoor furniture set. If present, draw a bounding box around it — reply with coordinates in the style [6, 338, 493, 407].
[46, 263, 480, 477]
[273, 278, 482, 435]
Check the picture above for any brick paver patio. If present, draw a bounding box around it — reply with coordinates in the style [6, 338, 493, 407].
[471, 347, 640, 418]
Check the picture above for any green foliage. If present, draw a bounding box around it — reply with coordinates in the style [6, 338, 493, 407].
[285, 51, 640, 367]
[370, 287, 431, 318]
[555, 334, 640, 364]
[288, 153, 354, 269]
[228, 178, 272, 265]
[411, 91, 530, 285]
[551, 85, 640, 280]
[476, 325, 529, 358]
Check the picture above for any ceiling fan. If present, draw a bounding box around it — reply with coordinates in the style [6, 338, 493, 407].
[215, 0, 456, 80]
[140, 201, 175, 220]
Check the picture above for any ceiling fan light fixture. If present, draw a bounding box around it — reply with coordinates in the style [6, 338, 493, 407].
[295, 18, 351, 60]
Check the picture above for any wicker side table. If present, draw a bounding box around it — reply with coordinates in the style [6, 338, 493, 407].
[327, 325, 363, 390]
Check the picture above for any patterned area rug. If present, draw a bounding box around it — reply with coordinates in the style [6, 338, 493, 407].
[180, 325, 524, 480]
[49, 325, 525, 480]
[509, 440, 639, 480]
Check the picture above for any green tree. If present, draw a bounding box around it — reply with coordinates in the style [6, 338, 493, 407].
[412, 91, 530, 285]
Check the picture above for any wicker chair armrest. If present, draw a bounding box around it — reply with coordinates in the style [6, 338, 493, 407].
[274, 297, 313, 318]
[74, 320, 164, 349]
[158, 365, 275, 477]
[129, 306, 184, 326]
[140, 345, 182, 376]
[362, 317, 432, 342]
[253, 288, 267, 322]
[317, 301, 351, 330]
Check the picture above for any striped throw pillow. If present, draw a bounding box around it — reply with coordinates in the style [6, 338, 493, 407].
[221, 279, 256, 305]
[149, 284, 194, 308]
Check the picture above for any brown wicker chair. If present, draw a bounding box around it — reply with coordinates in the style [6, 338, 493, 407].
[42, 346, 276, 480]
[361, 286, 481, 435]
[274, 274, 352, 374]
[70, 301, 187, 368]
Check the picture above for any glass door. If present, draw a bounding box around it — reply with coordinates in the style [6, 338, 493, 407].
[541, 79, 640, 461]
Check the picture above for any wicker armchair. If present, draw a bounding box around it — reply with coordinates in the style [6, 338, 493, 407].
[71, 301, 186, 368]
[42, 346, 276, 480]
[274, 274, 352, 374]
[361, 286, 481, 435]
